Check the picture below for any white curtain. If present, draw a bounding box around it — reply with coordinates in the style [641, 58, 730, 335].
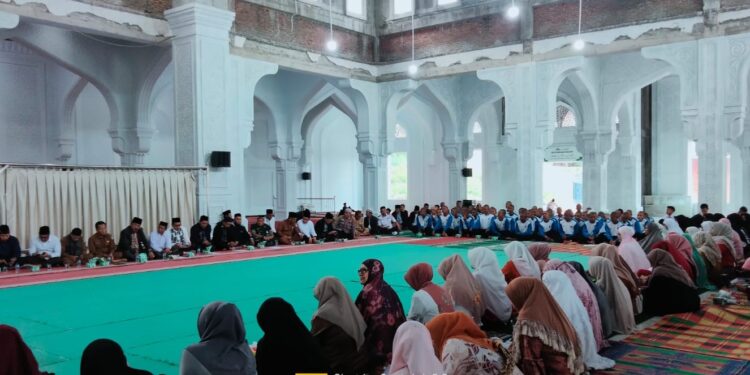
[1, 167, 197, 248]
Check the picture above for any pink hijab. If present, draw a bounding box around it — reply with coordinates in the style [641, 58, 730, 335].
[666, 233, 697, 272]
[528, 243, 552, 270]
[719, 218, 745, 259]
[388, 321, 443, 375]
[617, 226, 651, 273]
[544, 259, 606, 351]
[743, 258, 750, 272]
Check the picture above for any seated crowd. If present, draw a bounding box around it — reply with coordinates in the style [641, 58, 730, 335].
[3, 202, 750, 375]
[0, 203, 750, 374]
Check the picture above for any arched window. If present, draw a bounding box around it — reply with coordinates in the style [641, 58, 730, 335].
[395, 123, 407, 138]
[388, 152, 408, 200]
[556, 103, 577, 128]
[472, 121, 482, 134]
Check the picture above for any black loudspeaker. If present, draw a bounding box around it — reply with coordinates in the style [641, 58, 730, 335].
[210, 151, 231, 168]
[462, 200, 473, 208]
[301, 172, 311, 180]
[461, 168, 473, 177]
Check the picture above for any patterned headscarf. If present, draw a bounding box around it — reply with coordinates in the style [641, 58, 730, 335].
[355, 259, 406, 362]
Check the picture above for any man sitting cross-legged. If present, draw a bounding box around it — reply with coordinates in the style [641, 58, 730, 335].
[26, 226, 63, 267]
[335, 209, 357, 240]
[149, 221, 173, 259]
[61, 228, 91, 266]
[88, 221, 120, 261]
[315, 213, 339, 242]
[251, 216, 277, 246]
[119, 217, 149, 262]
[169, 218, 192, 255]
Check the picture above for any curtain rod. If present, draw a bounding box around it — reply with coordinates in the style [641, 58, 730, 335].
[0, 163, 208, 171]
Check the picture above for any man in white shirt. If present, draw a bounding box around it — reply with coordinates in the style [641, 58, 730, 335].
[264, 209, 277, 234]
[26, 226, 63, 267]
[149, 221, 172, 259]
[377, 206, 399, 235]
[296, 211, 317, 244]
[169, 218, 191, 255]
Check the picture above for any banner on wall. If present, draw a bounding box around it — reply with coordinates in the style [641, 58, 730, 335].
[544, 145, 582, 162]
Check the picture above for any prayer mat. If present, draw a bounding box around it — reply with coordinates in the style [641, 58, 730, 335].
[550, 241, 592, 255]
[625, 304, 750, 361]
[593, 341, 750, 375]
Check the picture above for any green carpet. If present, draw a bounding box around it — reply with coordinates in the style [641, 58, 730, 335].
[0, 243, 589, 374]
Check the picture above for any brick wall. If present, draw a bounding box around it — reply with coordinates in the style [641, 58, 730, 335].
[234, 1, 375, 63]
[721, 0, 750, 11]
[533, 0, 703, 39]
[379, 13, 521, 63]
[80, 0, 172, 18]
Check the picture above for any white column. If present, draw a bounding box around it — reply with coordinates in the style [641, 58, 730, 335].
[741, 145, 750, 206]
[581, 132, 608, 210]
[166, 2, 234, 218]
[443, 142, 468, 202]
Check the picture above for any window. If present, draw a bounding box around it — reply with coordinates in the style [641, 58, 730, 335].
[346, 0, 365, 18]
[393, 0, 413, 16]
[395, 123, 407, 138]
[437, 0, 458, 5]
[687, 141, 698, 204]
[467, 149, 482, 201]
[388, 152, 408, 200]
[556, 103, 577, 128]
[725, 153, 731, 204]
[472, 121, 482, 134]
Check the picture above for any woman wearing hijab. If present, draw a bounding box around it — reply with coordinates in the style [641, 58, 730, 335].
[528, 243, 552, 270]
[311, 277, 369, 374]
[591, 244, 642, 314]
[544, 260, 607, 350]
[426, 312, 520, 375]
[542, 271, 615, 370]
[180, 302, 256, 375]
[82, 339, 151, 375]
[256, 298, 329, 375]
[506, 277, 584, 375]
[681, 232, 713, 290]
[588, 256, 636, 334]
[355, 259, 406, 369]
[639, 222, 663, 254]
[404, 263, 454, 324]
[501, 241, 541, 283]
[651, 236, 696, 281]
[642, 250, 700, 316]
[438, 254, 486, 324]
[617, 226, 650, 273]
[0, 325, 51, 375]
[567, 261, 614, 339]
[388, 321, 443, 375]
[710, 222, 741, 264]
[692, 231, 724, 286]
[719, 218, 745, 259]
[468, 247, 513, 326]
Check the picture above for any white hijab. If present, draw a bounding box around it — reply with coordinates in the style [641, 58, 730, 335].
[543, 271, 615, 370]
[467, 247, 512, 322]
[617, 226, 651, 273]
[504, 241, 541, 278]
[663, 217, 684, 234]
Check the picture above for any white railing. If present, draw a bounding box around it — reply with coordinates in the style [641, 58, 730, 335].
[297, 196, 336, 213]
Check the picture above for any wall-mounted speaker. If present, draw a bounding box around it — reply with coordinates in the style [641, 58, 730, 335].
[461, 168, 473, 177]
[210, 151, 231, 168]
[301, 172, 311, 180]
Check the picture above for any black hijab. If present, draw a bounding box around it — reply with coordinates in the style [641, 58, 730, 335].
[80, 339, 151, 375]
[256, 297, 329, 375]
[567, 260, 615, 337]
[185, 302, 256, 375]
